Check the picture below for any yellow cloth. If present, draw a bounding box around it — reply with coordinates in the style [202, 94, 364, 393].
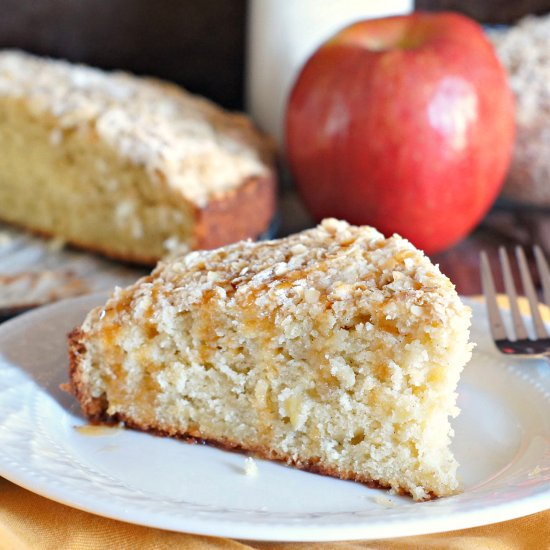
[1, 296, 548, 549]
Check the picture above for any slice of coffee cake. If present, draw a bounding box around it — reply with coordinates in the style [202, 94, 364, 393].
[68, 219, 472, 500]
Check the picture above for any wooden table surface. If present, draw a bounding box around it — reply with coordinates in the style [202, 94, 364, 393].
[278, 189, 548, 297]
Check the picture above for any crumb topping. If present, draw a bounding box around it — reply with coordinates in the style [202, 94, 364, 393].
[0, 50, 270, 206]
[103, 219, 464, 333]
[157, 218, 457, 312]
[244, 457, 259, 477]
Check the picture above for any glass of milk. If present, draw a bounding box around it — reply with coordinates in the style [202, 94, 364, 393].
[246, 0, 413, 146]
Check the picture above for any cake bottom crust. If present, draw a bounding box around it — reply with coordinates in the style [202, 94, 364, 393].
[67, 330, 435, 501]
[88, 409, 434, 500]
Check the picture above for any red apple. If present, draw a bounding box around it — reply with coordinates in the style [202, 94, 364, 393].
[285, 12, 515, 254]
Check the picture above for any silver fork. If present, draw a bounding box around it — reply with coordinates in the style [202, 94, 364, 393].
[480, 245, 550, 357]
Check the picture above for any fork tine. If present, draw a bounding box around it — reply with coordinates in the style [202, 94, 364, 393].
[480, 251, 508, 341]
[499, 247, 529, 340]
[534, 245, 550, 311]
[516, 246, 548, 339]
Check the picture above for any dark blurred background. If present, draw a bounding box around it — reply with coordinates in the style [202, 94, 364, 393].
[0, 0, 248, 109]
[416, 0, 550, 21]
[1, 0, 549, 112]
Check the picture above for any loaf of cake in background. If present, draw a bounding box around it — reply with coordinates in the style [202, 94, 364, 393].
[68, 219, 472, 500]
[488, 13, 550, 206]
[0, 50, 276, 264]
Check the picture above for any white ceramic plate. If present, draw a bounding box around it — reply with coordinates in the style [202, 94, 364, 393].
[0, 294, 549, 541]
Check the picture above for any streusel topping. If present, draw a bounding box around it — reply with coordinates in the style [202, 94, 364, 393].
[114, 219, 462, 328]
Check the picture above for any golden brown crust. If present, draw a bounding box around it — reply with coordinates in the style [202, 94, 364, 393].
[192, 172, 277, 251]
[98, 411, 433, 499]
[67, 328, 109, 421]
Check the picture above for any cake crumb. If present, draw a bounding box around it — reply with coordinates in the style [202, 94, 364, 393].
[47, 236, 66, 252]
[49, 128, 63, 146]
[528, 465, 543, 479]
[373, 495, 395, 508]
[244, 457, 259, 477]
[0, 231, 13, 246]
